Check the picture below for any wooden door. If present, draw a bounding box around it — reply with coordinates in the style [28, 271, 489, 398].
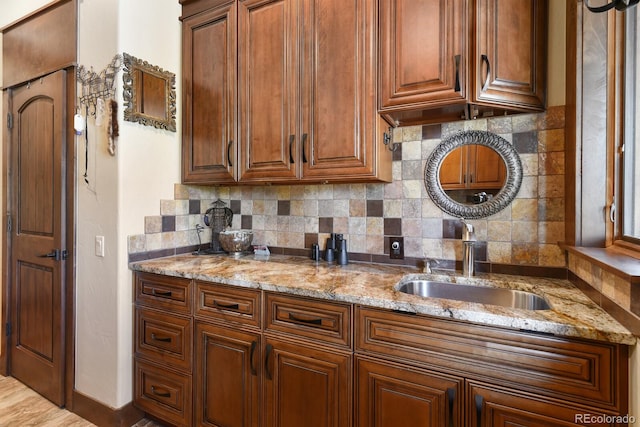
[8, 70, 67, 406]
[356, 357, 462, 427]
[378, 0, 467, 109]
[182, 2, 237, 184]
[300, 0, 378, 181]
[238, 0, 299, 182]
[473, 0, 547, 110]
[195, 321, 261, 427]
[264, 338, 351, 427]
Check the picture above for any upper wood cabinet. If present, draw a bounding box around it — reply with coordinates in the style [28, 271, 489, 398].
[181, 0, 391, 185]
[379, 0, 547, 127]
[182, 1, 237, 184]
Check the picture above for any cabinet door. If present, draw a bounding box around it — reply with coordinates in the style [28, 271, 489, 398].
[468, 382, 611, 427]
[300, 0, 381, 181]
[468, 145, 506, 189]
[195, 322, 261, 427]
[264, 338, 351, 427]
[238, 0, 299, 182]
[473, 0, 547, 110]
[182, 2, 237, 184]
[356, 357, 462, 427]
[439, 145, 467, 190]
[379, 0, 467, 110]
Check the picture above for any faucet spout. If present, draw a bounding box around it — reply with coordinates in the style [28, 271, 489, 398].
[460, 219, 475, 277]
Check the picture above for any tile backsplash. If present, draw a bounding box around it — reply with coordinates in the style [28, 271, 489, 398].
[128, 106, 566, 268]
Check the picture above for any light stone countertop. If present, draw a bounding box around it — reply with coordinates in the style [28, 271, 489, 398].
[129, 253, 637, 346]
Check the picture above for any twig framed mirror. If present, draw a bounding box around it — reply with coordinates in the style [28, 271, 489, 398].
[122, 52, 176, 132]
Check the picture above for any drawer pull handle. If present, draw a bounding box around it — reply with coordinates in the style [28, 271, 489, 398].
[475, 394, 484, 426]
[447, 387, 455, 427]
[288, 312, 322, 325]
[151, 333, 172, 343]
[152, 289, 172, 297]
[213, 300, 240, 310]
[301, 133, 308, 163]
[250, 340, 257, 376]
[151, 385, 171, 398]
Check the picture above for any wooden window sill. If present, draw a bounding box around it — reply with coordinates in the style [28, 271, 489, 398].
[561, 244, 640, 284]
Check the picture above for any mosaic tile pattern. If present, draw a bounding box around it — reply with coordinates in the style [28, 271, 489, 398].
[128, 106, 567, 267]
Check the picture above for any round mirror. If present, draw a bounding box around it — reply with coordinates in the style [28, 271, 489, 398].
[425, 130, 522, 219]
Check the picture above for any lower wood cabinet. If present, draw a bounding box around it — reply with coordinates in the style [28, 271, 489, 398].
[133, 272, 629, 427]
[356, 357, 462, 427]
[263, 337, 351, 427]
[195, 321, 261, 427]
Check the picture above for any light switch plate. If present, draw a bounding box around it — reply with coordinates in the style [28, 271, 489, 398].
[389, 236, 404, 259]
[95, 235, 105, 257]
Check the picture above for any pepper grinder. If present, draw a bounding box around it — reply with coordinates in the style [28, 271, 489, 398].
[325, 235, 336, 262]
[337, 238, 348, 265]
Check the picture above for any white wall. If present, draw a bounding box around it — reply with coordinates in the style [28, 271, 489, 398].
[74, 0, 181, 408]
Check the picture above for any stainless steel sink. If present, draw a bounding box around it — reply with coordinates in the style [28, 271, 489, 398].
[395, 280, 552, 310]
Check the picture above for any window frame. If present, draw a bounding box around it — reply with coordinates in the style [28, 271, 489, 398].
[611, 7, 640, 251]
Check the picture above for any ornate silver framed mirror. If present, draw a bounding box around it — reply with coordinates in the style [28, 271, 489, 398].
[122, 53, 176, 132]
[425, 130, 523, 219]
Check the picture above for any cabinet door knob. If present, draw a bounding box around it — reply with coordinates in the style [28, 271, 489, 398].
[265, 343, 274, 380]
[481, 54, 491, 92]
[301, 133, 308, 163]
[289, 135, 295, 164]
[475, 394, 484, 426]
[454, 55, 461, 92]
[227, 140, 233, 167]
[250, 340, 257, 376]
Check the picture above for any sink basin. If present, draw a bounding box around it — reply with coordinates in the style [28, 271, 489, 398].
[395, 280, 552, 310]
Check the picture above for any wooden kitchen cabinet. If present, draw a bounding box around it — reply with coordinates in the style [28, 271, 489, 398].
[238, 0, 388, 183]
[180, 0, 391, 185]
[355, 306, 629, 427]
[195, 321, 261, 427]
[263, 337, 352, 427]
[263, 292, 353, 427]
[133, 271, 629, 427]
[133, 272, 194, 427]
[379, 0, 547, 126]
[439, 144, 506, 190]
[356, 357, 462, 427]
[181, 0, 237, 184]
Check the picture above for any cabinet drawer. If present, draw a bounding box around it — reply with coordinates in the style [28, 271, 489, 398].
[135, 272, 192, 313]
[356, 306, 627, 413]
[134, 359, 192, 427]
[135, 307, 192, 372]
[195, 281, 261, 328]
[265, 293, 352, 348]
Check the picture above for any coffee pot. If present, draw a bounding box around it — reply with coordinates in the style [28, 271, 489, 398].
[203, 199, 233, 253]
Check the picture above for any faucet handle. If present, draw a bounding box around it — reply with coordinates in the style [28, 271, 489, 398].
[460, 218, 475, 241]
[423, 258, 440, 274]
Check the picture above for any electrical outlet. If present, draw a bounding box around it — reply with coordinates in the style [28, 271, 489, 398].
[389, 236, 404, 259]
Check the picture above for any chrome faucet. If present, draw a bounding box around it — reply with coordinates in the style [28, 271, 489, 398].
[423, 258, 440, 274]
[461, 219, 475, 277]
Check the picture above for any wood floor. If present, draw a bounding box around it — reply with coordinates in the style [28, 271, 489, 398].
[0, 375, 165, 427]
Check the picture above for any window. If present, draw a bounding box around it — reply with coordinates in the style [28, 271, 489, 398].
[620, 8, 640, 244]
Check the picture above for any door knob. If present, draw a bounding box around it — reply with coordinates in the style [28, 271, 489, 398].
[38, 249, 60, 261]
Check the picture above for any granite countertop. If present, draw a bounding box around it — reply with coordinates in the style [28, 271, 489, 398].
[129, 253, 637, 345]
